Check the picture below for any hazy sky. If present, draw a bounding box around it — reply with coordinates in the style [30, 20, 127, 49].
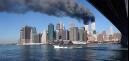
[0, 0, 119, 43]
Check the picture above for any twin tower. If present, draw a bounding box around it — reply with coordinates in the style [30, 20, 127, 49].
[84, 15, 96, 35]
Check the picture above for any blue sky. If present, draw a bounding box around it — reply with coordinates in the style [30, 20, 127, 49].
[0, 0, 119, 43]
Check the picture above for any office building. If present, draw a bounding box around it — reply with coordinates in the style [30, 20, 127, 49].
[30, 27, 37, 43]
[65, 30, 69, 40]
[20, 26, 37, 45]
[55, 22, 65, 40]
[91, 22, 96, 34]
[69, 27, 79, 41]
[79, 28, 84, 41]
[48, 24, 54, 42]
[41, 30, 48, 44]
[34, 33, 42, 43]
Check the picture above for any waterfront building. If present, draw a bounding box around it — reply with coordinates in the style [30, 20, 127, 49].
[84, 30, 88, 42]
[19, 20, 98, 44]
[36, 33, 42, 43]
[41, 30, 48, 44]
[48, 24, 54, 42]
[112, 32, 121, 42]
[69, 27, 74, 41]
[97, 33, 104, 42]
[65, 30, 69, 40]
[55, 22, 65, 40]
[69, 27, 79, 41]
[78, 28, 84, 41]
[20, 26, 37, 45]
[108, 26, 113, 35]
[30, 27, 37, 43]
[56, 30, 59, 40]
[62, 29, 66, 40]
[73, 27, 79, 41]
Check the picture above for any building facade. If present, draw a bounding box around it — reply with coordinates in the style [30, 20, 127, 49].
[20, 26, 37, 45]
[48, 24, 54, 42]
[41, 30, 48, 44]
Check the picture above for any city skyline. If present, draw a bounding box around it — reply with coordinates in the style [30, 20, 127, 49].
[0, 0, 120, 43]
[19, 21, 121, 45]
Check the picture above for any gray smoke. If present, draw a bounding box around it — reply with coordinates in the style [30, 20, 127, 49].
[0, 0, 94, 24]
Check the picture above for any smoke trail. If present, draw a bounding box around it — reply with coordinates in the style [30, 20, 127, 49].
[0, 0, 94, 24]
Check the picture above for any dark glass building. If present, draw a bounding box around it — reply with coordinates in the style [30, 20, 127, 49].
[48, 24, 54, 42]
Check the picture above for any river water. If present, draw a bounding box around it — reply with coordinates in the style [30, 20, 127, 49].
[0, 43, 128, 61]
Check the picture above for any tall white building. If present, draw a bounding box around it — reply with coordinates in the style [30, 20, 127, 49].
[91, 22, 96, 34]
[41, 30, 48, 44]
[30, 27, 37, 43]
[60, 21, 64, 30]
[55, 21, 66, 40]
[108, 26, 113, 35]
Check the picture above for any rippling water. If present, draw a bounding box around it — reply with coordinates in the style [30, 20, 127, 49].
[0, 43, 128, 61]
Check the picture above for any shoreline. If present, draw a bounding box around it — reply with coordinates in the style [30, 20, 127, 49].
[16, 42, 120, 46]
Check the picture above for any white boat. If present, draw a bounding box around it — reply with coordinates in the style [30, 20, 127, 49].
[54, 45, 68, 48]
[54, 45, 84, 49]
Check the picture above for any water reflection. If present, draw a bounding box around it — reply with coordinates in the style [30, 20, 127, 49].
[20, 46, 32, 61]
[0, 44, 127, 61]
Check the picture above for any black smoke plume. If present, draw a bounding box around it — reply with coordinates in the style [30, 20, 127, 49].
[0, 0, 94, 24]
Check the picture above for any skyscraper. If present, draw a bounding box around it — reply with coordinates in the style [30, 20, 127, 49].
[79, 27, 85, 41]
[74, 27, 79, 41]
[56, 30, 59, 40]
[34, 33, 42, 43]
[69, 27, 79, 41]
[38, 33, 42, 43]
[109, 26, 113, 35]
[56, 23, 60, 30]
[60, 21, 64, 30]
[69, 27, 74, 41]
[91, 22, 96, 34]
[30, 27, 37, 43]
[69, 22, 75, 41]
[84, 30, 88, 42]
[55, 21, 65, 40]
[20, 26, 37, 45]
[48, 24, 54, 42]
[62, 30, 66, 40]
[41, 30, 48, 44]
[65, 30, 69, 40]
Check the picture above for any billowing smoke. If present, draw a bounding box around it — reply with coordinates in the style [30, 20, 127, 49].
[0, 0, 94, 24]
